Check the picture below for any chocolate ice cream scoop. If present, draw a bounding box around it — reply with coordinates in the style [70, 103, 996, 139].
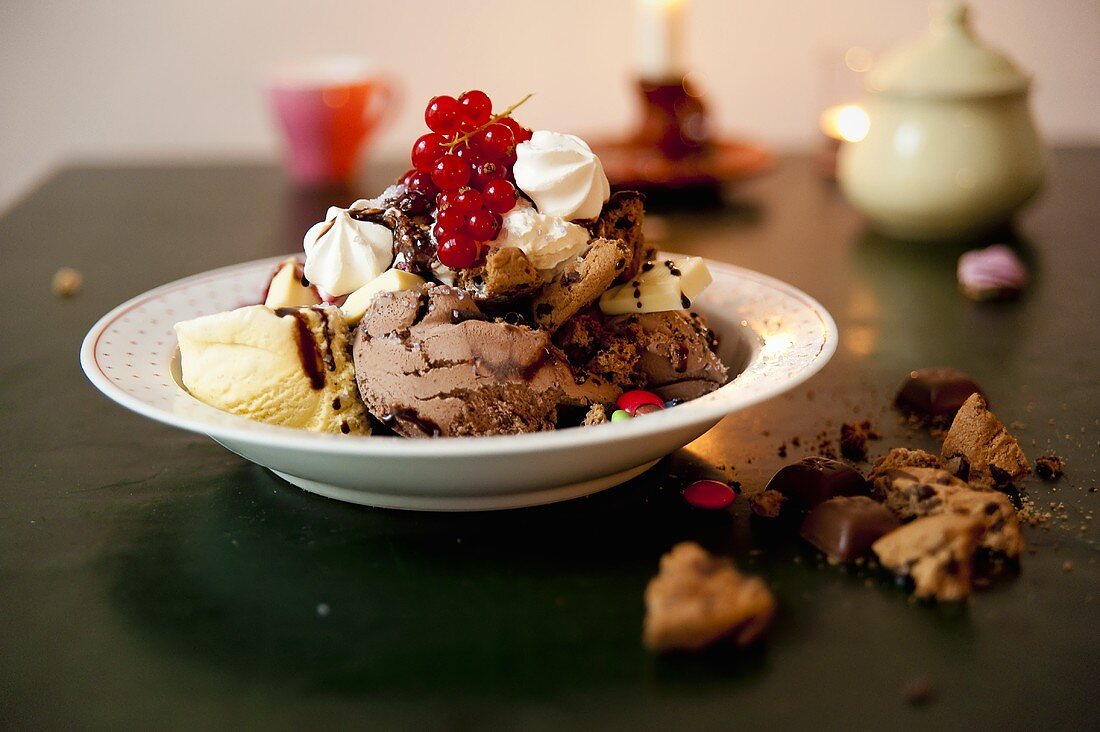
[353, 285, 618, 437]
[555, 308, 728, 401]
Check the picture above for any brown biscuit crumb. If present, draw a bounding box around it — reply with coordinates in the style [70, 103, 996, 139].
[643, 542, 775, 652]
[582, 403, 609, 426]
[872, 514, 983, 602]
[904, 678, 937, 706]
[839, 420, 881, 461]
[531, 237, 630, 332]
[1035, 454, 1065, 481]
[872, 467, 969, 521]
[52, 267, 83, 297]
[454, 246, 541, 304]
[748, 489, 788, 518]
[582, 191, 648, 283]
[941, 394, 1030, 488]
[943, 490, 1024, 558]
[867, 448, 945, 486]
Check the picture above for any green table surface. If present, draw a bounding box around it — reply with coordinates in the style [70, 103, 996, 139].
[1, 152, 1098, 730]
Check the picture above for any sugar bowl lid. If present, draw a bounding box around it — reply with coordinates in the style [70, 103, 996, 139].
[867, 2, 1031, 98]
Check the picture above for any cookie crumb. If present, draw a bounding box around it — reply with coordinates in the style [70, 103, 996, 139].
[839, 420, 881, 462]
[904, 678, 936, 706]
[52, 267, 83, 297]
[1035, 454, 1065, 481]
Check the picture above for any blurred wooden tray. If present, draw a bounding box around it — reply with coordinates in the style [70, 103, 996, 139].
[591, 138, 774, 190]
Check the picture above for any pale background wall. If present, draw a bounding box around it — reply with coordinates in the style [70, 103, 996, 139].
[2, 0, 1098, 210]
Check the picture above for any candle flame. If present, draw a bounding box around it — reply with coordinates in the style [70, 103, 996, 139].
[820, 104, 869, 143]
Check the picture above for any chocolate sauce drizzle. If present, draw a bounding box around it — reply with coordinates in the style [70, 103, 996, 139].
[274, 308, 325, 390]
[380, 407, 442, 437]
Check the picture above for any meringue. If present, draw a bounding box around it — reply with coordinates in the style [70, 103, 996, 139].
[303, 204, 394, 296]
[513, 130, 610, 220]
[494, 198, 591, 274]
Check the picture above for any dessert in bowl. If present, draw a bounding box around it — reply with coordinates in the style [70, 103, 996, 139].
[81, 90, 837, 509]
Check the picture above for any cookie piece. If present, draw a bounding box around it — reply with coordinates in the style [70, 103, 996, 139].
[532, 237, 630, 332]
[583, 190, 649, 283]
[643, 542, 775, 652]
[943, 490, 1024, 557]
[749, 489, 788, 519]
[872, 467, 969, 521]
[582, 403, 609, 426]
[453, 246, 542, 304]
[872, 514, 983, 602]
[1035, 454, 1065, 481]
[941, 394, 1030, 488]
[867, 448, 945, 486]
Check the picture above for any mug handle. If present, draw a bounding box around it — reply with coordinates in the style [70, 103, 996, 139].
[364, 76, 400, 132]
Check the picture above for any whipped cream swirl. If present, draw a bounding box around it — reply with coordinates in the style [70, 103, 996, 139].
[513, 130, 610, 220]
[303, 202, 394, 296]
[495, 198, 591, 274]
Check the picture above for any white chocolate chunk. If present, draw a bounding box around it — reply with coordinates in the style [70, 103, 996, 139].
[264, 258, 321, 309]
[598, 257, 712, 315]
[341, 269, 426, 324]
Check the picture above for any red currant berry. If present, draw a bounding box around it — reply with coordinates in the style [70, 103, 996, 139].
[452, 188, 483, 212]
[470, 161, 505, 188]
[435, 205, 465, 233]
[411, 133, 444, 173]
[466, 210, 502, 241]
[478, 124, 515, 159]
[406, 170, 438, 197]
[425, 95, 462, 134]
[435, 191, 456, 210]
[500, 116, 533, 143]
[454, 144, 488, 167]
[457, 90, 492, 128]
[482, 179, 517, 215]
[438, 233, 478, 269]
[399, 168, 416, 186]
[431, 155, 471, 191]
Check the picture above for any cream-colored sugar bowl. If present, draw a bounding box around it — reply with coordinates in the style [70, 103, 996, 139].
[838, 2, 1045, 241]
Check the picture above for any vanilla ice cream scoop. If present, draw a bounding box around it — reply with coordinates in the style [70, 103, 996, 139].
[303, 204, 394, 296]
[175, 305, 369, 434]
[513, 131, 610, 220]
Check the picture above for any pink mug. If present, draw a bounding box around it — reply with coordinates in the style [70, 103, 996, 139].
[269, 57, 398, 186]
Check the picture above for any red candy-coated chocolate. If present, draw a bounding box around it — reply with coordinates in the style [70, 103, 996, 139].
[683, 480, 737, 510]
[616, 389, 664, 416]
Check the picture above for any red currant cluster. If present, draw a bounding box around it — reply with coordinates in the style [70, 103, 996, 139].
[399, 90, 533, 270]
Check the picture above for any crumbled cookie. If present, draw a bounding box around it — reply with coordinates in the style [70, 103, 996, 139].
[943, 490, 1024, 557]
[941, 394, 1030, 488]
[582, 403, 609, 426]
[532, 237, 631, 332]
[582, 190, 649, 283]
[872, 514, 983, 602]
[872, 467, 969, 521]
[643, 542, 775, 652]
[748, 489, 788, 518]
[1035, 454, 1065, 481]
[453, 246, 542, 303]
[839, 420, 881, 461]
[867, 448, 945, 486]
[52, 267, 83, 297]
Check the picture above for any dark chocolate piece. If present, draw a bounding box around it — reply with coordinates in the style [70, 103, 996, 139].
[800, 496, 900, 562]
[764, 456, 870, 514]
[895, 367, 986, 421]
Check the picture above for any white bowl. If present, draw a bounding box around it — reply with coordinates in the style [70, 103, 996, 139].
[81, 254, 837, 511]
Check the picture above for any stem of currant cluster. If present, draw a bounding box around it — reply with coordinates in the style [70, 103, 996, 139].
[442, 93, 534, 151]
